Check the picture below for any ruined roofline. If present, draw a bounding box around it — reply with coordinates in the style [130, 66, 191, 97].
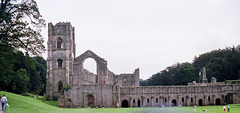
[49, 22, 72, 26]
[83, 68, 97, 75]
[48, 22, 75, 36]
[121, 83, 234, 88]
[48, 22, 74, 31]
[74, 50, 107, 63]
[121, 85, 188, 88]
[118, 68, 140, 75]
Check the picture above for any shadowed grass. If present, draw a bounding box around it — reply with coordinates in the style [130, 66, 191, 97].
[1, 91, 239, 113]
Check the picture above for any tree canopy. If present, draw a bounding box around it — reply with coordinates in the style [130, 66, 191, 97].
[141, 45, 240, 86]
[0, 45, 47, 94]
[0, 0, 45, 55]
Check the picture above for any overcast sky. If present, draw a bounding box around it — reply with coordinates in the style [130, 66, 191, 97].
[36, 0, 240, 80]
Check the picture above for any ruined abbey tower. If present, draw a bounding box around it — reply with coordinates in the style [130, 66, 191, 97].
[46, 22, 76, 100]
[47, 22, 240, 108]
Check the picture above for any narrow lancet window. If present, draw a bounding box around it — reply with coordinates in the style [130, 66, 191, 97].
[58, 81, 63, 92]
[58, 59, 63, 68]
[57, 37, 62, 48]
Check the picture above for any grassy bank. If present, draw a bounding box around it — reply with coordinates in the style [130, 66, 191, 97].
[0, 91, 239, 113]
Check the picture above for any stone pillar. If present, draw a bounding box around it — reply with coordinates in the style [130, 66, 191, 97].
[178, 95, 182, 106]
[202, 67, 208, 84]
[151, 97, 154, 107]
[142, 97, 145, 107]
[130, 98, 132, 107]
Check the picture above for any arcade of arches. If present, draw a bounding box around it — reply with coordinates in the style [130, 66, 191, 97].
[121, 93, 235, 107]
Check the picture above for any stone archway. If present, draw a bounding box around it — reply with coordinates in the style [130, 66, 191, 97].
[172, 99, 177, 106]
[137, 99, 141, 107]
[215, 98, 221, 105]
[74, 50, 108, 84]
[87, 94, 95, 107]
[83, 58, 97, 74]
[122, 100, 129, 108]
[198, 99, 203, 106]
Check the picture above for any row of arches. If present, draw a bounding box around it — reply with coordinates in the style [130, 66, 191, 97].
[121, 98, 222, 107]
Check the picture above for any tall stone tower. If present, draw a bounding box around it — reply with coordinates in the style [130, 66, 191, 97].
[46, 22, 75, 100]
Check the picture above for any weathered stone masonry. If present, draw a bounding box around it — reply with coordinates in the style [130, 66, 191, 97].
[46, 22, 240, 108]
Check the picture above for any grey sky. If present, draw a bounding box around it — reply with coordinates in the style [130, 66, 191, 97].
[36, 0, 240, 80]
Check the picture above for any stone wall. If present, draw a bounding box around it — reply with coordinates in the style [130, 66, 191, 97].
[63, 84, 114, 108]
[119, 84, 240, 107]
[114, 68, 140, 87]
[83, 69, 97, 85]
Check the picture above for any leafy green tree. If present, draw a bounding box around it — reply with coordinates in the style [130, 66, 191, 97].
[11, 68, 29, 94]
[34, 56, 47, 95]
[0, 0, 47, 93]
[0, 45, 16, 91]
[177, 63, 196, 85]
[23, 55, 42, 94]
[0, 46, 47, 95]
[0, 0, 45, 55]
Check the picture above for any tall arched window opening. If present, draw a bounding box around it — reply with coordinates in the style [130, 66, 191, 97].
[57, 37, 62, 48]
[58, 59, 63, 68]
[58, 81, 63, 92]
[83, 58, 97, 74]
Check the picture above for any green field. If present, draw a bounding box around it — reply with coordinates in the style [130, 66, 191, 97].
[1, 91, 240, 113]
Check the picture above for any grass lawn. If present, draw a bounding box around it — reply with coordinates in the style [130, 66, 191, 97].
[1, 91, 240, 113]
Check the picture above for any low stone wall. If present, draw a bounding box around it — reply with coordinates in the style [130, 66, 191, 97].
[58, 97, 73, 108]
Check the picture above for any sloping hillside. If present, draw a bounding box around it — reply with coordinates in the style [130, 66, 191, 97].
[0, 91, 139, 113]
[0, 91, 64, 113]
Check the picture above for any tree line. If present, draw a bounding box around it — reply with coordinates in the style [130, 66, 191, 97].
[141, 46, 240, 86]
[0, 45, 47, 95]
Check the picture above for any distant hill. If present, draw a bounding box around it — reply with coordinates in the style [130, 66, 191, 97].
[141, 45, 240, 86]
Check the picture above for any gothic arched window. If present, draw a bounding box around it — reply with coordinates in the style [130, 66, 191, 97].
[58, 59, 63, 68]
[57, 37, 62, 48]
[58, 81, 63, 92]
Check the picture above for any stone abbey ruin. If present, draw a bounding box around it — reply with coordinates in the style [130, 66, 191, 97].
[46, 22, 240, 108]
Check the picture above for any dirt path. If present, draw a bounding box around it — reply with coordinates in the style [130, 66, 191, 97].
[0, 103, 5, 113]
